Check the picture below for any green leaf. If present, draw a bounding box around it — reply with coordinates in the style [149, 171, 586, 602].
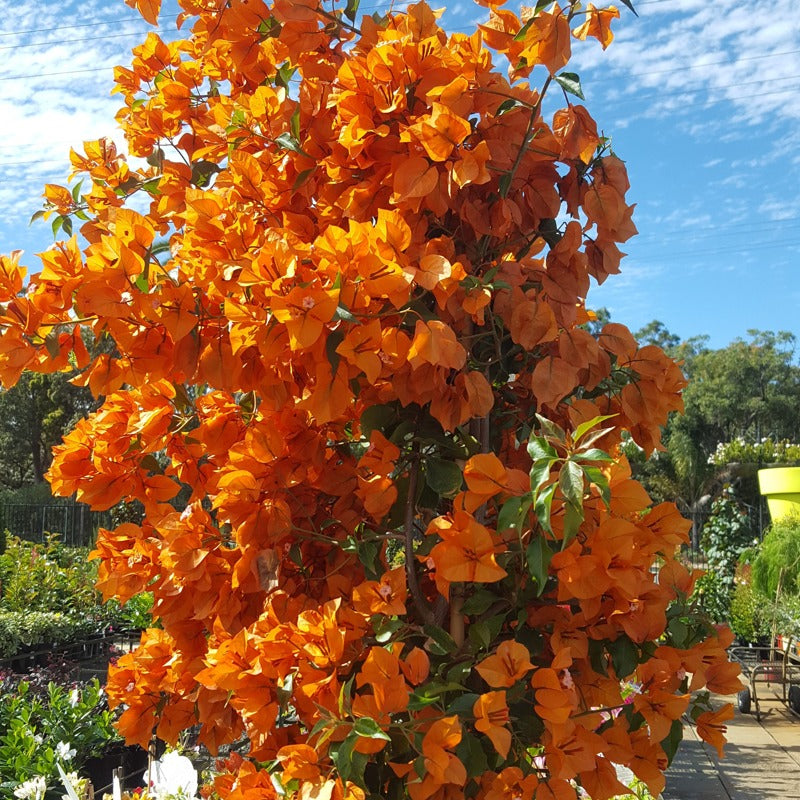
[535, 413, 566, 442]
[61, 216, 73, 237]
[607, 636, 639, 678]
[454, 734, 489, 778]
[290, 108, 301, 142]
[577, 448, 613, 463]
[29, 210, 46, 224]
[335, 733, 369, 786]
[276, 63, 296, 89]
[496, 98, 524, 115]
[484, 613, 505, 641]
[582, 465, 611, 508]
[360, 404, 398, 439]
[526, 535, 552, 594]
[190, 159, 219, 188]
[308, 716, 334, 740]
[258, 16, 281, 37]
[446, 661, 472, 684]
[533, 483, 556, 534]
[661, 719, 683, 766]
[326, 329, 345, 375]
[666, 617, 690, 649]
[498, 172, 513, 198]
[425, 458, 463, 498]
[386, 473, 410, 528]
[461, 589, 497, 616]
[356, 538, 381, 580]
[414, 680, 467, 700]
[353, 717, 391, 740]
[44, 334, 60, 360]
[562, 500, 583, 546]
[423, 624, 459, 655]
[587, 639, 608, 676]
[513, 17, 535, 41]
[527, 435, 558, 463]
[141, 178, 162, 195]
[529, 458, 555, 494]
[554, 72, 585, 100]
[497, 495, 532, 535]
[344, 0, 361, 22]
[572, 414, 617, 444]
[468, 621, 492, 651]
[293, 167, 314, 190]
[407, 692, 441, 711]
[51, 215, 64, 237]
[288, 543, 303, 568]
[373, 616, 404, 643]
[559, 460, 584, 510]
[70, 180, 83, 203]
[333, 304, 360, 325]
[334, 732, 357, 782]
[446, 692, 480, 719]
[274, 131, 312, 158]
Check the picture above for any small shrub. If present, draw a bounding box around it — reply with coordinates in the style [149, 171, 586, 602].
[106, 592, 154, 632]
[730, 577, 769, 643]
[0, 611, 105, 658]
[701, 487, 755, 587]
[0, 535, 99, 614]
[0, 482, 58, 507]
[692, 571, 731, 623]
[0, 676, 121, 797]
[770, 594, 800, 640]
[752, 514, 800, 598]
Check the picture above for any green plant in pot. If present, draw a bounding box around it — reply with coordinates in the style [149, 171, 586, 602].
[729, 557, 770, 645]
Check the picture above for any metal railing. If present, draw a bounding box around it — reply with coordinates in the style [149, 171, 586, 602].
[0, 502, 112, 547]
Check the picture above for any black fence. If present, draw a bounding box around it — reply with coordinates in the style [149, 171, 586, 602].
[0, 502, 112, 548]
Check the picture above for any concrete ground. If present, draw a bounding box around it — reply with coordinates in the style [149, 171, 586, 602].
[662, 690, 800, 799]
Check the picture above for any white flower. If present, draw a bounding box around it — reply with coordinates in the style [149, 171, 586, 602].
[60, 771, 86, 800]
[56, 741, 77, 761]
[144, 751, 198, 800]
[14, 776, 47, 800]
[69, 688, 81, 707]
[33, 734, 43, 745]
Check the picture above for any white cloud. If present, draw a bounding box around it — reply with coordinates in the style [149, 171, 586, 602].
[0, 0, 178, 236]
[573, 0, 800, 127]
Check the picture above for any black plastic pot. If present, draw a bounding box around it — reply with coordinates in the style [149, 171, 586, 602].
[83, 744, 149, 795]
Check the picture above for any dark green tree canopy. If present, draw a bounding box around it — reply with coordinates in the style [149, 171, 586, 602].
[0, 372, 94, 488]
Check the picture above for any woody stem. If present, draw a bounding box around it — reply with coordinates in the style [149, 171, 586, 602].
[449, 587, 465, 646]
[404, 448, 435, 626]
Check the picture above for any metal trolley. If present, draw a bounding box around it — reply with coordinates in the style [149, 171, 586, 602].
[730, 637, 800, 721]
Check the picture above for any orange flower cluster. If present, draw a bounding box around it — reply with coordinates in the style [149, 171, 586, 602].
[0, 1, 738, 798]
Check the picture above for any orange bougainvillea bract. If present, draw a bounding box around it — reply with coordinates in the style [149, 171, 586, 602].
[0, 1, 738, 798]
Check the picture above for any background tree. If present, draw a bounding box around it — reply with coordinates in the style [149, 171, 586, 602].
[628, 327, 800, 540]
[679, 330, 800, 453]
[0, 2, 739, 799]
[0, 372, 94, 489]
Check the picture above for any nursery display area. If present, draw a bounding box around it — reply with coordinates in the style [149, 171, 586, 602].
[0, 535, 149, 798]
[0, 0, 758, 798]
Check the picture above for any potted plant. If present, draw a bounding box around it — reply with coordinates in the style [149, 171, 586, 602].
[758, 466, 800, 521]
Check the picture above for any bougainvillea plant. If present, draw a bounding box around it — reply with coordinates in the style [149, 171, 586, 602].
[0, 0, 740, 797]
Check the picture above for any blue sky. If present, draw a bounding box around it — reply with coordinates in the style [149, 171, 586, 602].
[1, 0, 798, 349]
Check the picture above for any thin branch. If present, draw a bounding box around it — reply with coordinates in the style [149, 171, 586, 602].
[404, 445, 435, 625]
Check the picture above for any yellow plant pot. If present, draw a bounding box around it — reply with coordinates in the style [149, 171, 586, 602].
[758, 467, 800, 522]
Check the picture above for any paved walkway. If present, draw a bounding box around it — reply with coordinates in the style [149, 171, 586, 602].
[662, 691, 800, 799]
